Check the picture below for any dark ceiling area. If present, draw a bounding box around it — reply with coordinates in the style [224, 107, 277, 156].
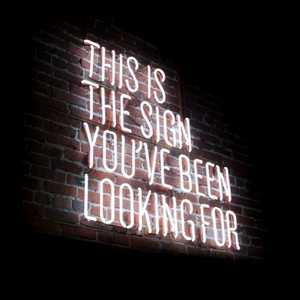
[110, 10, 275, 103]
[110, 11, 276, 159]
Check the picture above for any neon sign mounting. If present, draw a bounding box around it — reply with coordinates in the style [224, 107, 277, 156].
[80, 39, 240, 250]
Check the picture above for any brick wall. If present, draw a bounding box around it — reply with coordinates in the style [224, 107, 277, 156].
[23, 14, 271, 263]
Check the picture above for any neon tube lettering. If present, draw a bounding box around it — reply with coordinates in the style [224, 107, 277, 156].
[83, 122, 99, 169]
[181, 199, 195, 241]
[99, 178, 115, 224]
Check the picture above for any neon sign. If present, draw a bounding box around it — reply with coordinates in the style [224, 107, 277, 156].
[80, 39, 240, 250]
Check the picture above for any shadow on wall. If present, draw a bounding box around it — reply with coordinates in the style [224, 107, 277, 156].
[22, 229, 272, 281]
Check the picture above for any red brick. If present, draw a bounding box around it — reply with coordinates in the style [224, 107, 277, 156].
[35, 95, 68, 113]
[135, 72, 147, 83]
[116, 177, 145, 190]
[36, 50, 51, 63]
[251, 238, 261, 247]
[231, 188, 258, 201]
[90, 206, 100, 219]
[32, 166, 66, 182]
[186, 246, 211, 258]
[89, 170, 115, 182]
[24, 114, 44, 129]
[67, 174, 84, 186]
[54, 69, 80, 85]
[222, 141, 247, 154]
[236, 225, 244, 234]
[223, 158, 252, 174]
[193, 139, 213, 151]
[68, 65, 83, 75]
[238, 216, 256, 228]
[201, 151, 222, 164]
[38, 73, 69, 91]
[43, 181, 77, 197]
[134, 169, 148, 181]
[31, 59, 53, 74]
[53, 57, 68, 69]
[191, 111, 204, 124]
[213, 145, 231, 157]
[129, 126, 144, 139]
[233, 152, 252, 164]
[50, 110, 81, 128]
[69, 44, 88, 58]
[23, 202, 44, 217]
[22, 176, 40, 189]
[65, 149, 86, 163]
[247, 247, 265, 258]
[123, 32, 135, 44]
[60, 126, 77, 138]
[164, 176, 180, 189]
[45, 207, 78, 224]
[30, 79, 54, 97]
[211, 250, 234, 260]
[161, 242, 186, 254]
[234, 254, 253, 262]
[23, 216, 61, 234]
[42, 123, 63, 143]
[80, 59, 91, 72]
[164, 85, 175, 96]
[53, 197, 71, 210]
[115, 233, 130, 246]
[70, 84, 87, 98]
[130, 236, 160, 251]
[27, 141, 62, 159]
[229, 204, 242, 215]
[34, 192, 51, 205]
[78, 189, 99, 203]
[198, 132, 221, 146]
[51, 48, 78, 64]
[98, 231, 114, 244]
[201, 239, 219, 250]
[113, 222, 128, 233]
[243, 208, 262, 220]
[47, 133, 80, 151]
[51, 158, 82, 174]
[43, 121, 61, 135]
[241, 235, 250, 245]
[38, 31, 67, 49]
[55, 29, 83, 47]
[62, 225, 96, 240]
[55, 90, 86, 108]
[23, 126, 45, 142]
[69, 107, 90, 121]
[244, 227, 263, 238]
